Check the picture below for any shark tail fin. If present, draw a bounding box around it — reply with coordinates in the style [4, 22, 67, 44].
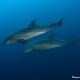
[71, 41, 76, 45]
[71, 38, 80, 45]
[57, 18, 64, 27]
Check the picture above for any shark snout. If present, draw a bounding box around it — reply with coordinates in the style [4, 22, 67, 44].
[3, 39, 16, 44]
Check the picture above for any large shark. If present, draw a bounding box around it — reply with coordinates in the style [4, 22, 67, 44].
[3, 19, 63, 44]
[24, 35, 77, 52]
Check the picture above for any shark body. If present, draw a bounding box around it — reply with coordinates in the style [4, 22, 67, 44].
[25, 35, 75, 52]
[3, 19, 63, 44]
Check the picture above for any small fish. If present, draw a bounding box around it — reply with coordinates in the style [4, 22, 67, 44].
[24, 34, 77, 52]
[3, 18, 64, 44]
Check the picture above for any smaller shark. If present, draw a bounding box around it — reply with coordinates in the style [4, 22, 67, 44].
[3, 18, 63, 44]
[24, 34, 77, 52]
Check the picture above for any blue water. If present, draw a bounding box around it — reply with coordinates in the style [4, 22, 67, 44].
[0, 0, 80, 80]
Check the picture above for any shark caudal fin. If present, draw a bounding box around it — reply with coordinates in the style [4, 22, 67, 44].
[57, 18, 64, 27]
[48, 18, 64, 27]
[71, 41, 76, 45]
[71, 38, 80, 45]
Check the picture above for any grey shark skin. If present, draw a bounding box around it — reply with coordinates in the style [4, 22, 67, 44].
[24, 37, 75, 52]
[3, 19, 63, 44]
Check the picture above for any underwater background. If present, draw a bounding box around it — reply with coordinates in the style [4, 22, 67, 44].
[0, 0, 80, 80]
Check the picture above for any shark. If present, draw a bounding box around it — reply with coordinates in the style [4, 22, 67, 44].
[24, 34, 77, 52]
[3, 18, 64, 44]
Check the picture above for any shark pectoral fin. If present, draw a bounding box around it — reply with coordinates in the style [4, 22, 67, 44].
[48, 34, 54, 39]
[18, 39, 27, 44]
[35, 49, 46, 53]
[28, 19, 37, 27]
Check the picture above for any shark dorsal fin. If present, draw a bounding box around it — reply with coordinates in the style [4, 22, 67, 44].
[48, 34, 54, 39]
[28, 20, 37, 28]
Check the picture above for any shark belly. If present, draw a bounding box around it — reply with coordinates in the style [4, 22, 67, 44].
[18, 29, 48, 40]
[35, 43, 62, 50]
